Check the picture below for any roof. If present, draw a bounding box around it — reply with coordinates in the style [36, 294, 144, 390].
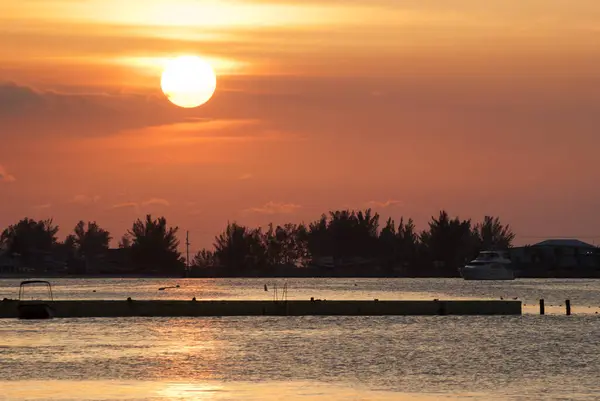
[533, 239, 596, 249]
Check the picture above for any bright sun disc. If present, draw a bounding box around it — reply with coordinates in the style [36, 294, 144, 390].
[161, 56, 217, 108]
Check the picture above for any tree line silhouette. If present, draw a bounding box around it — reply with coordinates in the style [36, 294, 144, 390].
[0, 210, 515, 277]
[0, 215, 182, 275]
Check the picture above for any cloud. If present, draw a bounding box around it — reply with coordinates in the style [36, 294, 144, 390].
[0, 82, 181, 139]
[33, 204, 51, 210]
[109, 198, 169, 211]
[0, 82, 45, 114]
[141, 198, 170, 207]
[110, 202, 138, 210]
[70, 194, 100, 204]
[238, 173, 253, 180]
[245, 201, 302, 215]
[0, 165, 16, 182]
[119, 119, 295, 144]
[366, 199, 403, 208]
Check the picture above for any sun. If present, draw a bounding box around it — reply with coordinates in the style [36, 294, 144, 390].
[160, 55, 217, 108]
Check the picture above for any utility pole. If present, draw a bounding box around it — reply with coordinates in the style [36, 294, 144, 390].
[186, 231, 190, 271]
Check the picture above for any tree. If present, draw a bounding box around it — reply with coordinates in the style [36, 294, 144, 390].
[128, 215, 183, 274]
[377, 217, 419, 274]
[263, 223, 308, 267]
[0, 218, 59, 263]
[354, 209, 380, 259]
[308, 209, 380, 267]
[118, 234, 132, 249]
[214, 222, 267, 274]
[379, 218, 397, 272]
[63, 234, 77, 257]
[420, 211, 474, 275]
[473, 216, 515, 251]
[193, 249, 217, 269]
[307, 214, 330, 262]
[397, 217, 419, 272]
[70, 220, 111, 259]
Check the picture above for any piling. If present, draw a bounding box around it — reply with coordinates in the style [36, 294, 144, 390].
[565, 299, 571, 316]
[436, 300, 446, 316]
[539, 299, 545, 315]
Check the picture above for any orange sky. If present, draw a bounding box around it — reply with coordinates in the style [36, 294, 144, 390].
[1, 0, 600, 250]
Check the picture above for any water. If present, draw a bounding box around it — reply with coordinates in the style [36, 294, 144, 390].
[1, 278, 599, 400]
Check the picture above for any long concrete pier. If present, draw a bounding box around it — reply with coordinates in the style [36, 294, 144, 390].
[0, 299, 521, 318]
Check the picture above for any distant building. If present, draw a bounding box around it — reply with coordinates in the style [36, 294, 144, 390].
[95, 248, 135, 274]
[0, 251, 22, 274]
[510, 238, 600, 276]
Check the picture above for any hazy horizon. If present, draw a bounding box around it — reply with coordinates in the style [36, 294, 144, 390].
[2, 0, 600, 250]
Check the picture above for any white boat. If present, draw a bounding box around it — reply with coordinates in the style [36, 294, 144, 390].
[459, 251, 515, 280]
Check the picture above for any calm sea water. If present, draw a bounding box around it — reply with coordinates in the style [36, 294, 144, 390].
[1, 278, 599, 400]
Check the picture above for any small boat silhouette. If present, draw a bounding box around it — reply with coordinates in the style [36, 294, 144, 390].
[17, 280, 54, 320]
[158, 285, 181, 291]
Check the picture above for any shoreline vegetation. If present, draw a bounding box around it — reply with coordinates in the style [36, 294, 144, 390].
[1, 210, 599, 278]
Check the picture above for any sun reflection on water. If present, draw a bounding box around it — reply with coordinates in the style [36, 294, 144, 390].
[1, 380, 461, 401]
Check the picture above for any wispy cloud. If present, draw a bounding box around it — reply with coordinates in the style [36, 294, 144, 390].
[366, 199, 403, 208]
[70, 194, 100, 204]
[109, 198, 169, 211]
[238, 173, 253, 180]
[141, 198, 170, 207]
[33, 204, 51, 210]
[122, 119, 290, 144]
[245, 201, 302, 215]
[0, 165, 16, 182]
[110, 202, 138, 210]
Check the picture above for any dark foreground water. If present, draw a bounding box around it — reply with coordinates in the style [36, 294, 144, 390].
[1, 278, 599, 400]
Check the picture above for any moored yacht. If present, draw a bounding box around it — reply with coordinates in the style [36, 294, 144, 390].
[459, 251, 515, 280]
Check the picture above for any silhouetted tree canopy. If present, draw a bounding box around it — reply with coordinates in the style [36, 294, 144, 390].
[187, 209, 518, 276]
[214, 222, 268, 273]
[419, 211, 475, 274]
[379, 217, 419, 274]
[128, 215, 183, 274]
[473, 216, 515, 250]
[67, 220, 111, 260]
[193, 249, 217, 269]
[118, 234, 132, 249]
[0, 218, 59, 262]
[0, 210, 524, 277]
[308, 209, 380, 264]
[264, 223, 309, 267]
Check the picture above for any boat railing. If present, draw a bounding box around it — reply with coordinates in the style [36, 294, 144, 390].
[18, 280, 54, 301]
